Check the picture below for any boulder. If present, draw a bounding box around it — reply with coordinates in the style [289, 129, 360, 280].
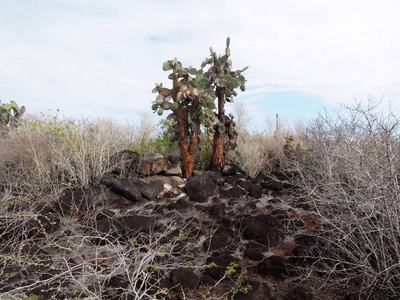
[144, 175, 185, 190]
[247, 183, 263, 199]
[241, 214, 283, 247]
[109, 150, 140, 176]
[222, 164, 236, 176]
[167, 199, 192, 211]
[96, 215, 155, 236]
[260, 179, 284, 191]
[243, 249, 265, 261]
[204, 255, 240, 280]
[100, 175, 156, 202]
[185, 173, 218, 203]
[220, 185, 247, 199]
[165, 164, 182, 177]
[250, 255, 288, 279]
[203, 229, 235, 252]
[170, 268, 199, 290]
[137, 153, 169, 176]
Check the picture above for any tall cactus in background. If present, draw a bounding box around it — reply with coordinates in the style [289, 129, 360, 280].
[151, 37, 247, 178]
[207, 37, 248, 172]
[0, 100, 26, 136]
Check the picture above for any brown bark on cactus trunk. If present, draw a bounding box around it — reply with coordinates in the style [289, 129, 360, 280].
[173, 73, 200, 179]
[177, 112, 200, 178]
[211, 87, 226, 172]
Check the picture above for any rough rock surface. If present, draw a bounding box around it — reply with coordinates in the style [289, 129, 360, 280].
[0, 152, 385, 300]
[185, 172, 219, 203]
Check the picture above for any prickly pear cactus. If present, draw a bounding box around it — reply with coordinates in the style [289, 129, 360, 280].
[0, 100, 26, 136]
[150, 37, 247, 177]
[151, 37, 248, 141]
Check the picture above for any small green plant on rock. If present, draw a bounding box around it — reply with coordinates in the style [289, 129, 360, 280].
[223, 262, 252, 299]
[104, 289, 118, 298]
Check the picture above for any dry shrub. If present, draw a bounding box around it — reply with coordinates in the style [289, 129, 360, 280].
[297, 101, 400, 298]
[0, 112, 139, 192]
[235, 113, 307, 178]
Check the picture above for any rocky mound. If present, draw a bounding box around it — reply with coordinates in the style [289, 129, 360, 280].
[0, 151, 378, 299]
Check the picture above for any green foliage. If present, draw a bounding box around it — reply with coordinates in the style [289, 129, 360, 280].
[286, 135, 313, 161]
[195, 133, 213, 170]
[151, 118, 180, 157]
[105, 290, 118, 298]
[222, 262, 252, 300]
[0, 100, 26, 135]
[150, 37, 248, 167]
[0, 294, 45, 300]
[130, 118, 180, 158]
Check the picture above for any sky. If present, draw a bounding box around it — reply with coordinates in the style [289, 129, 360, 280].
[1, 0, 400, 130]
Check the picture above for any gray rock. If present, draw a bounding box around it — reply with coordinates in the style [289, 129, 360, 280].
[100, 175, 156, 202]
[185, 173, 218, 203]
[222, 164, 236, 176]
[165, 164, 182, 176]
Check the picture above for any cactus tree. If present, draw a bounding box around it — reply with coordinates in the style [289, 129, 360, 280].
[0, 100, 26, 136]
[151, 38, 247, 178]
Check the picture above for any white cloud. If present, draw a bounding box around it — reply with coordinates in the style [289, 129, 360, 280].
[0, 0, 399, 125]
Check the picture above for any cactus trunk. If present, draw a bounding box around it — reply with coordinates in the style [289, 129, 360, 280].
[172, 73, 200, 179]
[211, 87, 226, 172]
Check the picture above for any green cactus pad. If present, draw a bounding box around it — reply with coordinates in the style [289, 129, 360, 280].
[167, 113, 176, 120]
[206, 101, 216, 109]
[171, 102, 179, 111]
[0, 111, 8, 121]
[163, 61, 173, 71]
[204, 109, 214, 118]
[217, 122, 225, 133]
[2, 104, 12, 110]
[10, 101, 19, 110]
[188, 81, 198, 88]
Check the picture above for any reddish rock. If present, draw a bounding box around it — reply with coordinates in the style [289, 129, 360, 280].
[137, 153, 169, 176]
